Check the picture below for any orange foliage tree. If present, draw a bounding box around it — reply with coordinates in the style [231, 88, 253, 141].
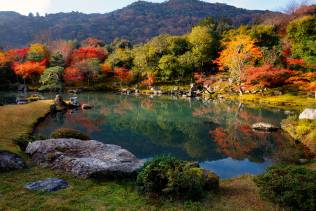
[114, 67, 133, 88]
[243, 64, 294, 88]
[215, 34, 262, 94]
[12, 61, 46, 80]
[141, 74, 156, 88]
[0, 51, 10, 68]
[71, 47, 107, 64]
[101, 63, 113, 75]
[6, 48, 29, 62]
[63, 67, 85, 84]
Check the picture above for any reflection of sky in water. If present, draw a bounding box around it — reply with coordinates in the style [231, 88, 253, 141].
[18, 92, 303, 179]
[200, 158, 272, 179]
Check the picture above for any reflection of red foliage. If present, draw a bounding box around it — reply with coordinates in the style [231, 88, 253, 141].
[212, 128, 226, 140]
[63, 67, 85, 84]
[113, 100, 134, 115]
[192, 106, 214, 117]
[141, 99, 154, 110]
[211, 126, 259, 159]
[65, 111, 103, 134]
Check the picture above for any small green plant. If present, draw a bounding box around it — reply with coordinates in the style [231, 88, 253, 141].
[254, 165, 316, 211]
[13, 134, 47, 151]
[136, 156, 219, 200]
[50, 128, 90, 140]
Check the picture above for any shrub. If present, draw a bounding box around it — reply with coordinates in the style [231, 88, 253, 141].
[13, 134, 47, 151]
[136, 156, 219, 200]
[50, 128, 90, 140]
[254, 165, 316, 211]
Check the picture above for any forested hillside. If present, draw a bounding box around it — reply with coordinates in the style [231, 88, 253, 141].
[0, 0, 274, 48]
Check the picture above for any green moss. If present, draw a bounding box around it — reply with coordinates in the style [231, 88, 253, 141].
[0, 166, 280, 210]
[50, 128, 90, 140]
[282, 117, 316, 154]
[227, 94, 316, 111]
[0, 100, 52, 154]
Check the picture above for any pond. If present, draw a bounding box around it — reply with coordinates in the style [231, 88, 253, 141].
[29, 92, 307, 178]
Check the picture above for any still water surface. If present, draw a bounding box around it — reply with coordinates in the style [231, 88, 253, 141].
[1, 92, 301, 178]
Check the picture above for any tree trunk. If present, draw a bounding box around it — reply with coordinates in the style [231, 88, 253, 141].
[238, 85, 243, 96]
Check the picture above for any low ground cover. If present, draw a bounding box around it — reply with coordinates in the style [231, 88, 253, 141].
[0, 100, 52, 154]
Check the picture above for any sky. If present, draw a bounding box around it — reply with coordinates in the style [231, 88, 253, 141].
[0, 0, 315, 15]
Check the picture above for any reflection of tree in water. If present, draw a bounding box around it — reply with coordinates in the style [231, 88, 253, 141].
[205, 103, 308, 163]
[90, 95, 222, 160]
[36, 93, 307, 162]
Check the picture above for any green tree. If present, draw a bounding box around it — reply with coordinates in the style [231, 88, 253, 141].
[50, 51, 65, 67]
[287, 15, 316, 67]
[249, 25, 279, 48]
[158, 55, 179, 81]
[167, 37, 190, 56]
[105, 48, 133, 69]
[187, 26, 220, 71]
[39, 66, 64, 91]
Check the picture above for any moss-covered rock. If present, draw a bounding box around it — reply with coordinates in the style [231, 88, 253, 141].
[281, 116, 316, 154]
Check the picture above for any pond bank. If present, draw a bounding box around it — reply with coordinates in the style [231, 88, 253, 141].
[0, 100, 52, 154]
[0, 97, 314, 210]
[225, 94, 316, 111]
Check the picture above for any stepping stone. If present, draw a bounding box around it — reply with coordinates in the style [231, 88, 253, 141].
[252, 122, 279, 132]
[24, 178, 69, 192]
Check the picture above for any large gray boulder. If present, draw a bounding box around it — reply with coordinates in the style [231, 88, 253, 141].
[26, 139, 144, 179]
[0, 151, 26, 172]
[299, 108, 316, 120]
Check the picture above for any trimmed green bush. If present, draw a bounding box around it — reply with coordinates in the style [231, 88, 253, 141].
[254, 165, 316, 211]
[13, 135, 47, 151]
[136, 156, 219, 200]
[50, 128, 90, 140]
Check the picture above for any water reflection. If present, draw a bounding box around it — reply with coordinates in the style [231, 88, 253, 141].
[33, 93, 306, 178]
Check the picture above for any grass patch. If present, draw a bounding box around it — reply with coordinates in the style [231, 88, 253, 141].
[0, 96, 305, 210]
[0, 167, 280, 210]
[0, 100, 52, 154]
[227, 94, 316, 111]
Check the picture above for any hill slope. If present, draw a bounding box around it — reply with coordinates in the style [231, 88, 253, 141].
[0, 0, 275, 48]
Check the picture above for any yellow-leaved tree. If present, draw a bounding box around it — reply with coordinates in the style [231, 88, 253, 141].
[215, 34, 262, 94]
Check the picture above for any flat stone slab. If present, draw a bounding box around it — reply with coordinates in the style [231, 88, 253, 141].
[299, 108, 316, 120]
[252, 122, 279, 132]
[0, 151, 26, 172]
[25, 178, 69, 192]
[26, 139, 144, 179]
